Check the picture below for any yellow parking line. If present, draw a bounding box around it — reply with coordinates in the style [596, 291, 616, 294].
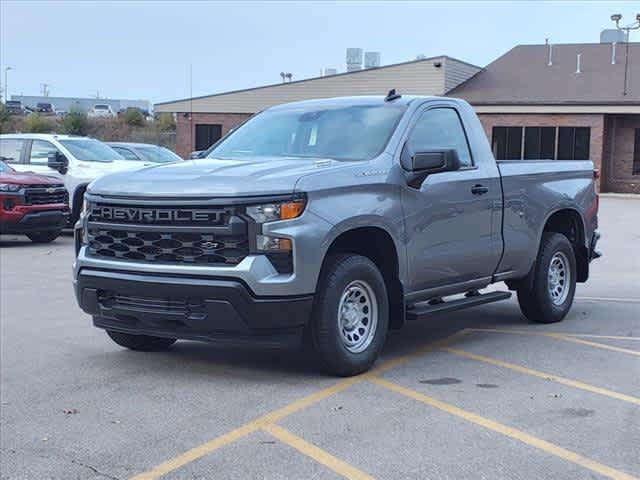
[370, 377, 639, 480]
[559, 334, 640, 341]
[263, 424, 375, 480]
[466, 328, 640, 356]
[443, 347, 640, 406]
[549, 334, 640, 356]
[576, 296, 640, 304]
[128, 331, 466, 480]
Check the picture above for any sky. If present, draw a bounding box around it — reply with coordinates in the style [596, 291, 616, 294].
[0, 1, 638, 105]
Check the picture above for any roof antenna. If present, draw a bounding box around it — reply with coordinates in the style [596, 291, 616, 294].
[385, 89, 401, 101]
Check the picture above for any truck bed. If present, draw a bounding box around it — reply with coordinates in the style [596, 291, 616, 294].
[496, 160, 597, 278]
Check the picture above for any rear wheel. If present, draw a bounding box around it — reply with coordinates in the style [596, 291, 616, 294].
[26, 230, 62, 243]
[517, 233, 576, 324]
[310, 254, 389, 376]
[106, 330, 177, 351]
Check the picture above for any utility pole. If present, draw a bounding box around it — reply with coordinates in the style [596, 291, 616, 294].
[4, 67, 12, 102]
[611, 13, 640, 95]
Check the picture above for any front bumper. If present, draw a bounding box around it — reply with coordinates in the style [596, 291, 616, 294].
[75, 269, 314, 347]
[0, 209, 69, 234]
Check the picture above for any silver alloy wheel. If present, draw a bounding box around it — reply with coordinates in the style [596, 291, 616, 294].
[337, 280, 378, 353]
[548, 251, 571, 305]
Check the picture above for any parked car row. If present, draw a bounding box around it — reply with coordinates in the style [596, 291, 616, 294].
[0, 134, 184, 242]
[3, 101, 151, 120]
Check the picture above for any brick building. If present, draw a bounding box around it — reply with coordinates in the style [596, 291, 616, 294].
[450, 42, 640, 193]
[156, 42, 640, 193]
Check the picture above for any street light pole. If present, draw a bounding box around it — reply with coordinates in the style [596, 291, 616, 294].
[611, 13, 640, 96]
[4, 67, 12, 103]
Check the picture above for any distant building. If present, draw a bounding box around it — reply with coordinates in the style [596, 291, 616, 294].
[10, 95, 152, 114]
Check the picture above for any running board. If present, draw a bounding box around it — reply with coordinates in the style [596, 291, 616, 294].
[406, 291, 512, 320]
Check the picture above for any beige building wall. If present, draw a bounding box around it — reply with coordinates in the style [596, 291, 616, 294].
[156, 56, 482, 114]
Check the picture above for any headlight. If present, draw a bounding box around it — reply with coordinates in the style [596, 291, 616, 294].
[245, 197, 306, 223]
[0, 184, 21, 192]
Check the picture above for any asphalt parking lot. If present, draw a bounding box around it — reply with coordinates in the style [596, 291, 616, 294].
[1, 196, 638, 480]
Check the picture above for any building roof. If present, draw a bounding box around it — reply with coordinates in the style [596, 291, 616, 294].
[155, 56, 481, 113]
[449, 42, 640, 105]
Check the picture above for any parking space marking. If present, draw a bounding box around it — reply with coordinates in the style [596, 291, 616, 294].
[128, 331, 466, 480]
[467, 328, 640, 356]
[561, 334, 640, 341]
[263, 424, 374, 480]
[443, 347, 640, 405]
[370, 377, 639, 480]
[576, 296, 640, 304]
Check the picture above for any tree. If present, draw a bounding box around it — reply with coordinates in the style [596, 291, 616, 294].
[156, 112, 176, 132]
[61, 108, 89, 135]
[122, 108, 145, 127]
[0, 105, 11, 133]
[24, 113, 53, 133]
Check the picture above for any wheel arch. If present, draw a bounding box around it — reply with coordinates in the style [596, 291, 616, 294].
[322, 226, 405, 329]
[541, 208, 589, 282]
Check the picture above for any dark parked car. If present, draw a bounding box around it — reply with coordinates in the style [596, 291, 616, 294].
[5, 100, 23, 115]
[107, 142, 183, 164]
[36, 102, 55, 114]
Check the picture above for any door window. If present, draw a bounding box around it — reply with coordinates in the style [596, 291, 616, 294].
[30, 140, 60, 165]
[0, 139, 25, 164]
[408, 108, 473, 166]
[111, 146, 140, 161]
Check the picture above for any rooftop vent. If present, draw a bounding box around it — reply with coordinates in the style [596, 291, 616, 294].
[600, 29, 628, 43]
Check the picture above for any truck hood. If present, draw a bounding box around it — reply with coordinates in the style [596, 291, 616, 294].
[0, 171, 62, 185]
[88, 156, 353, 197]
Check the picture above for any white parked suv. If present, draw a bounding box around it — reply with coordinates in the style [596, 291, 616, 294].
[0, 134, 143, 224]
[88, 104, 116, 118]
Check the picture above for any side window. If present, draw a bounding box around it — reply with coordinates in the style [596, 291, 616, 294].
[30, 140, 60, 165]
[0, 139, 25, 164]
[408, 108, 472, 167]
[112, 146, 139, 161]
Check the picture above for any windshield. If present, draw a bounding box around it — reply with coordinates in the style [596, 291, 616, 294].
[0, 160, 14, 173]
[207, 104, 406, 161]
[60, 139, 123, 162]
[136, 146, 182, 163]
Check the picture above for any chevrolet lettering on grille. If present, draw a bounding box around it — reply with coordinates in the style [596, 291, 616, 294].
[92, 206, 219, 223]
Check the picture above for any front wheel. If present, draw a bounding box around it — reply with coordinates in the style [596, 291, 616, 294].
[27, 230, 62, 243]
[106, 330, 177, 351]
[310, 254, 389, 376]
[517, 233, 577, 324]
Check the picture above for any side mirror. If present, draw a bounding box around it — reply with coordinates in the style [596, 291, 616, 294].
[189, 150, 204, 159]
[47, 151, 68, 174]
[401, 146, 461, 174]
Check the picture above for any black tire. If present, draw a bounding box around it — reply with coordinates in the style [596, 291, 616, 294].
[26, 230, 62, 243]
[106, 330, 177, 351]
[310, 254, 389, 376]
[517, 233, 577, 324]
[69, 186, 86, 226]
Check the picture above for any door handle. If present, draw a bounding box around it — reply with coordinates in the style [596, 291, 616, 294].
[471, 184, 489, 195]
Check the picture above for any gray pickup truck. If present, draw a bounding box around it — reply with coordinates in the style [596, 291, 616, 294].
[73, 94, 600, 376]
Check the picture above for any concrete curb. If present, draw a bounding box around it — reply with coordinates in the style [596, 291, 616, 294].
[599, 193, 640, 199]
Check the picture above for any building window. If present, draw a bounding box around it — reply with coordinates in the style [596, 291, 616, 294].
[492, 126, 522, 160]
[634, 129, 640, 176]
[195, 124, 222, 151]
[524, 127, 556, 160]
[557, 127, 590, 160]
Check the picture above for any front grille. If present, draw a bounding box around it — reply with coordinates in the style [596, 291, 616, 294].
[24, 185, 68, 205]
[99, 292, 195, 315]
[86, 203, 249, 266]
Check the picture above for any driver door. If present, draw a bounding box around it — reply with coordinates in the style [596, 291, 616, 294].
[401, 104, 502, 294]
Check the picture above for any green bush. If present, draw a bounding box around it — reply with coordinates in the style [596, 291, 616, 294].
[24, 113, 53, 133]
[156, 112, 175, 132]
[61, 109, 89, 135]
[0, 105, 11, 133]
[123, 108, 145, 127]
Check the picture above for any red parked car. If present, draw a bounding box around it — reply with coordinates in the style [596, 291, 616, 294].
[0, 160, 69, 243]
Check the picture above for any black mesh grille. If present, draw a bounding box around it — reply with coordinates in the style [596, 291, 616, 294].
[24, 186, 68, 205]
[86, 203, 249, 266]
[88, 228, 248, 265]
